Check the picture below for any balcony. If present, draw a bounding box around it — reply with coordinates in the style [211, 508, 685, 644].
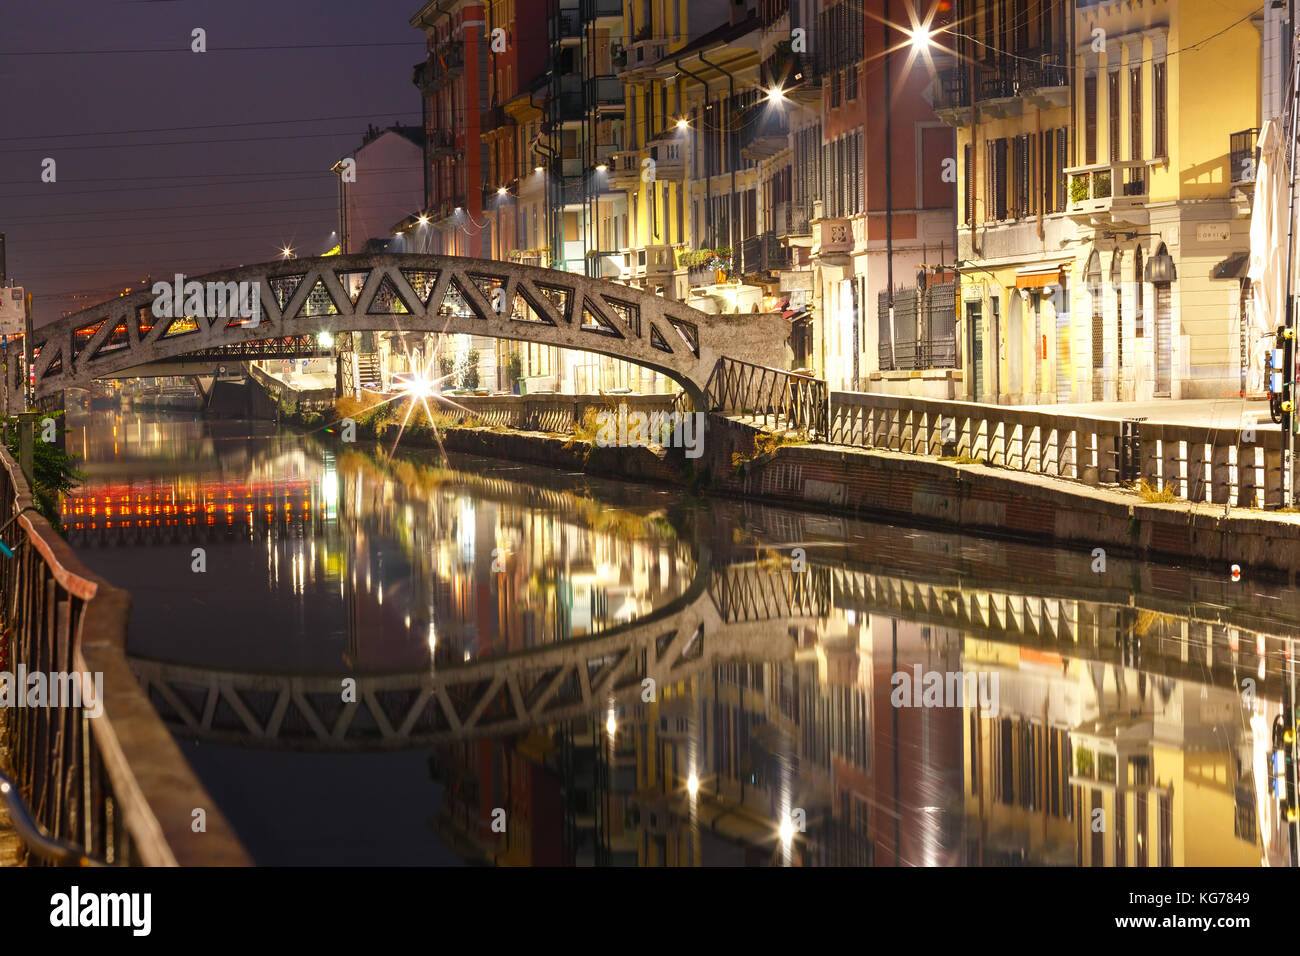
[741, 233, 794, 274]
[585, 76, 624, 112]
[931, 68, 970, 125]
[618, 37, 668, 80]
[1230, 128, 1259, 185]
[417, 45, 464, 92]
[607, 149, 644, 189]
[580, 0, 623, 20]
[1023, 54, 1069, 109]
[549, 10, 581, 43]
[741, 109, 789, 161]
[1065, 160, 1151, 227]
[621, 245, 676, 283]
[931, 54, 1068, 125]
[428, 129, 459, 158]
[812, 217, 853, 261]
[648, 138, 685, 182]
[771, 202, 811, 237]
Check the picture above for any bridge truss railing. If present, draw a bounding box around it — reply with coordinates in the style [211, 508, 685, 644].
[0, 447, 248, 865]
[704, 358, 829, 439]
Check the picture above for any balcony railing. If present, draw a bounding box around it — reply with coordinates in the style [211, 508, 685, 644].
[742, 233, 794, 274]
[771, 202, 811, 237]
[428, 129, 458, 157]
[585, 76, 624, 108]
[814, 217, 853, 257]
[1231, 128, 1260, 184]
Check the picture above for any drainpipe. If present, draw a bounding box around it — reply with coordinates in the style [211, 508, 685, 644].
[675, 59, 715, 252]
[698, 50, 742, 278]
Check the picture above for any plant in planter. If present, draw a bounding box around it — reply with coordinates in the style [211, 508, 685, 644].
[1067, 174, 1089, 205]
[439, 355, 456, 390]
[505, 351, 524, 394]
[458, 348, 480, 392]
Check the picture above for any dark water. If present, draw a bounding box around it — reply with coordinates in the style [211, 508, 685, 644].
[62, 407, 1300, 866]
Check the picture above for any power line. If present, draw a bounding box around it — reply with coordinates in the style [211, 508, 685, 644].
[0, 40, 425, 56]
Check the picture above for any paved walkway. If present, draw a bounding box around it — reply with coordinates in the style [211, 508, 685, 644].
[1019, 397, 1275, 427]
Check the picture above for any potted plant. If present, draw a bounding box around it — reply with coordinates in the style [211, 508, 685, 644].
[439, 355, 456, 390]
[505, 351, 523, 395]
[458, 348, 480, 392]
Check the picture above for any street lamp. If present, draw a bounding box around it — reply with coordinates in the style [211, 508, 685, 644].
[766, 86, 786, 105]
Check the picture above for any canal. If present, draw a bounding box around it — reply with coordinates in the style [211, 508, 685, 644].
[60, 406, 1300, 866]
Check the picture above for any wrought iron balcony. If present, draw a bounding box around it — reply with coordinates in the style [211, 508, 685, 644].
[878, 336, 958, 372]
[427, 129, 458, 158]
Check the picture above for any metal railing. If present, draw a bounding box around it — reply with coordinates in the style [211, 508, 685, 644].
[705, 358, 829, 439]
[827, 392, 1284, 508]
[877, 336, 958, 371]
[0, 446, 249, 865]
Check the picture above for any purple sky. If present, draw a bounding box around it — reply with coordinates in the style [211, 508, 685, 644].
[0, 0, 426, 324]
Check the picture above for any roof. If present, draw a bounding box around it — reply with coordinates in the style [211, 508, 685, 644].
[358, 123, 425, 153]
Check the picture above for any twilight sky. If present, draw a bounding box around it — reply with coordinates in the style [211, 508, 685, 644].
[0, 0, 427, 324]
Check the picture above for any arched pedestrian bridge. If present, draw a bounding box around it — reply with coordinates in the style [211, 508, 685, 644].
[31, 253, 791, 406]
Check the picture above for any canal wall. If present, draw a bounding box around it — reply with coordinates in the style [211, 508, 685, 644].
[273, 374, 1300, 575]
[438, 416, 1300, 577]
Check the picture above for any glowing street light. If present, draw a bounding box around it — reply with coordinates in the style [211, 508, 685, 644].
[908, 25, 936, 51]
[280, 245, 295, 259]
[676, 117, 689, 130]
[534, 165, 545, 174]
[595, 163, 609, 173]
[766, 86, 786, 105]
[417, 215, 430, 226]
[687, 773, 699, 797]
[497, 186, 508, 196]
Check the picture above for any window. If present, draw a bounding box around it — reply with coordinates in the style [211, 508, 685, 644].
[846, 63, 858, 100]
[1108, 71, 1120, 162]
[831, 69, 842, 108]
[1129, 66, 1143, 160]
[1085, 74, 1098, 164]
[986, 137, 1008, 220]
[1153, 61, 1167, 156]
[964, 143, 974, 224]
[1056, 128, 1068, 210]
[1011, 134, 1030, 218]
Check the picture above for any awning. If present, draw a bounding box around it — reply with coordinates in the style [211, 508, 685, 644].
[1213, 251, 1250, 280]
[1014, 264, 1064, 289]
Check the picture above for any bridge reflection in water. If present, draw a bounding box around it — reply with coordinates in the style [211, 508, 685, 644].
[64, 408, 1300, 866]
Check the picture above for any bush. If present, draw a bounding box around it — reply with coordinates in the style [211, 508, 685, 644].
[3, 415, 83, 528]
[459, 349, 480, 391]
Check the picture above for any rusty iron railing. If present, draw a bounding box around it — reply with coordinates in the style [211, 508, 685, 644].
[0, 445, 249, 866]
[705, 358, 829, 439]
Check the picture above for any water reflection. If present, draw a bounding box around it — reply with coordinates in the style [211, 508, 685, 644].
[63, 409, 1300, 866]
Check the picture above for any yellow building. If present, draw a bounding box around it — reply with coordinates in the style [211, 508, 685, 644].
[953, 0, 1261, 404]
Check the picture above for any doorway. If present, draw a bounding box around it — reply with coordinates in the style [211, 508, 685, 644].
[1154, 283, 1172, 397]
[968, 301, 984, 400]
[1008, 291, 1023, 399]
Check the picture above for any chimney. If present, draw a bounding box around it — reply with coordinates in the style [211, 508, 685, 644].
[0, 234, 5, 284]
[730, 0, 748, 26]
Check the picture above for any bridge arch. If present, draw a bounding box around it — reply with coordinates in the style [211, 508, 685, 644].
[32, 253, 790, 404]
